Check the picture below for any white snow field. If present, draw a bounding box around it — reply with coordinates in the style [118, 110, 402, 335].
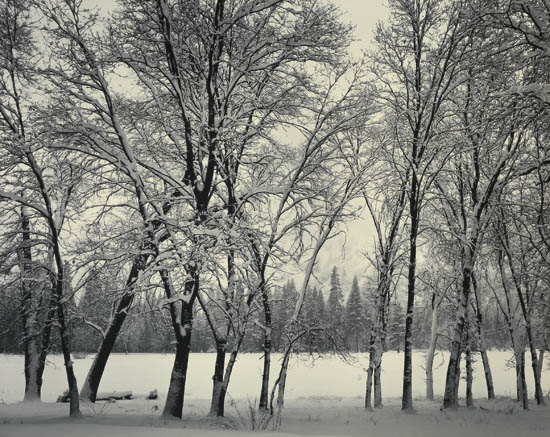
[1, 351, 549, 437]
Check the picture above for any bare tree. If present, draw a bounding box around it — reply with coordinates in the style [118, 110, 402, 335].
[373, 0, 471, 411]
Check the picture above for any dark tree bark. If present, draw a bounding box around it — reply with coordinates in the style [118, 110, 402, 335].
[55, 266, 81, 417]
[426, 292, 439, 401]
[472, 273, 495, 400]
[465, 313, 474, 408]
[402, 203, 419, 411]
[374, 361, 383, 408]
[258, 276, 272, 411]
[80, 249, 151, 402]
[19, 209, 42, 402]
[499, 221, 546, 406]
[518, 348, 528, 410]
[163, 330, 192, 418]
[443, 261, 472, 409]
[161, 267, 198, 419]
[209, 340, 226, 416]
[365, 341, 375, 410]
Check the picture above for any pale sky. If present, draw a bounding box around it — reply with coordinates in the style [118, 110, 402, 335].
[309, 0, 389, 291]
[333, 0, 388, 49]
[83, 0, 390, 293]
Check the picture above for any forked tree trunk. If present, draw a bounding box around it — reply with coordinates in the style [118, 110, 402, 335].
[216, 340, 244, 417]
[271, 332, 304, 415]
[443, 258, 473, 409]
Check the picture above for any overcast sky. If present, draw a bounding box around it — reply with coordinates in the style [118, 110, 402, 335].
[310, 0, 389, 291]
[83, 0, 390, 292]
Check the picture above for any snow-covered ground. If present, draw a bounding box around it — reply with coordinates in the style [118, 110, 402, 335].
[0, 351, 549, 436]
[1, 350, 547, 403]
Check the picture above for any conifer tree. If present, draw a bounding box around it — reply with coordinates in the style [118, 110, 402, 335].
[387, 300, 405, 352]
[345, 276, 364, 352]
[327, 267, 345, 349]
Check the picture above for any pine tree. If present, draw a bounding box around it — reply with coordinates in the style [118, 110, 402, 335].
[271, 281, 298, 351]
[299, 286, 326, 352]
[327, 267, 345, 349]
[345, 276, 364, 352]
[386, 299, 405, 352]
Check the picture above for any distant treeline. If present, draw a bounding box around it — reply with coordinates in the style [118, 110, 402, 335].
[0, 266, 509, 355]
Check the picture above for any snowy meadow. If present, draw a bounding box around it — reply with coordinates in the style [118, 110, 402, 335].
[2, 350, 550, 437]
[1, 351, 548, 404]
[2, 0, 550, 436]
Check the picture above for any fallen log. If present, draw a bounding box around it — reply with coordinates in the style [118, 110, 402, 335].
[58, 390, 133, 402]
[96, 391, 133, 401]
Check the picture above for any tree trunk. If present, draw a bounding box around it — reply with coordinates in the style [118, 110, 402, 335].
[209, 340, 227, 416]
[80, 290, 135, 401]
[425, 294, 438, 401]
[270, 339, 294, 415]
[518, 349, 528, 410]
[217, 342, 243, 417]
[365, 338, 375, 410]
[480, 348, 495, 400]
[80, 251, 150, 402]
[465, 315, 474, 408]
[54, 267, 81, 417]
[374, 360, 383, 408]
[515, 356, 521, 402]
[19, 209, 43, 402]
[454, 343, 462, 407]
[36, 294, 57, 398]
[259, 338, 271, 410]
[402, 211, 418, 411]
[163, 300, 194, 419]
[536, 348, 544, 386]
[443, 260, 472, 409]
[525, 322, 545, 405]
[258, 279, 272, 411]
[23, 345, 41, 402]
[276, 353, 290, 410]
[465, 345, 473, 408]
[472, 272, 495, 400]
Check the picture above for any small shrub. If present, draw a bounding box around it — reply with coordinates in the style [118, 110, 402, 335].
[229, 398, 281, 431]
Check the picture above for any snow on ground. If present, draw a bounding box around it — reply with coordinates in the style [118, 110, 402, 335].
[2, 350, 547, 403]
[0, 351, 549, 436]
